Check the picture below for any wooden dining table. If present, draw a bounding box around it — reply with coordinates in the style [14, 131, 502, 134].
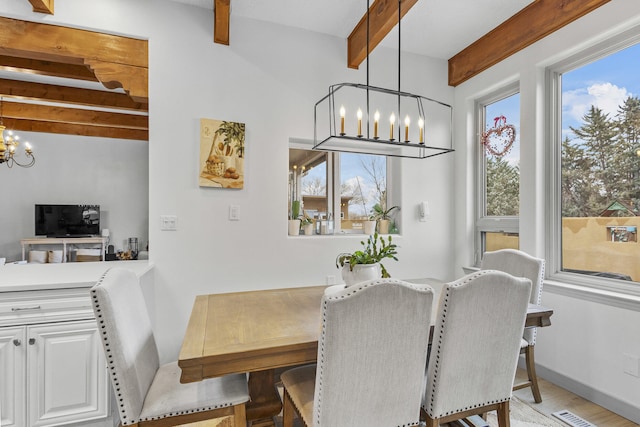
[177, 279, 553, 427]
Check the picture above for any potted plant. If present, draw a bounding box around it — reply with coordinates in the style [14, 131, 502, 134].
[362, 214, 377, 235]
[335, 232, 398, 285]
[370, 203, 398, 234]
[288, 200, 301, 236]
[300, 212, 314, 235]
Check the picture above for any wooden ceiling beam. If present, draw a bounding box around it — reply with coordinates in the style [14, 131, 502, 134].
[1, 101, 148, 130]
[85, 59, 148, 103]
[214, 0, 230, 45]
[0, 17, 147, 67]
[347, 0, 418, 70]
[0, 55, 98, 81]
[0, 79, 148, 112]
[3, 117, 148, 140]
[0, 16, 148, 102]
[448, 0, 611, 87]
[28, 0, 54, 14]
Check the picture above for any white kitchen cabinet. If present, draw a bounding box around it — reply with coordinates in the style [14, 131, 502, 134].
[0, 326, 26, 427]
[0, 288, 109, 427]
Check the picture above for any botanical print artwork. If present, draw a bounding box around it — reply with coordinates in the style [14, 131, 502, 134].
[199, 118, 245, 189]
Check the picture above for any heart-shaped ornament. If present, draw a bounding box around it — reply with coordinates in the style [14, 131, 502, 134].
[482, 116, 516, 157]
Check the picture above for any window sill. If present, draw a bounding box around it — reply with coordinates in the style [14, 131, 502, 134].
[462, 266, 640, 311]
[543, 278, 640, 312]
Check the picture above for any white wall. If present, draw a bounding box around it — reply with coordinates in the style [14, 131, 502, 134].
[145, 4, 455, 363]
[3, 0, 640, 422]
[453, 1, 640, 422]
[0, 0, 455, 362]
[0, 131, 148, 262]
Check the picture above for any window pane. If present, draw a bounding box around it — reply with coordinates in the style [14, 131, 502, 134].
[289, 148, 328, 230]
[339, 153, 389, 233]
[476, 90, 520, 260]
[484, 94, 520, 216]
[560, 43, 640, 282]
[482, 232, 520, 252]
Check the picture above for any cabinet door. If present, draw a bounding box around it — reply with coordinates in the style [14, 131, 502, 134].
[0, 326, 26, 427]
[27, 320, 109, 427]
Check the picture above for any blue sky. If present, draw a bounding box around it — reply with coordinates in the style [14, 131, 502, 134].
[562, 43, 640, 139]
[485, 93, 520, 166]
[482, 42, 640, 164]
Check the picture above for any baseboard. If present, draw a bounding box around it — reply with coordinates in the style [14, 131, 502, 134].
[521, 360, 640, 424]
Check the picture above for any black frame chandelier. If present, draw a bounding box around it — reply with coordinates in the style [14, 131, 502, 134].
[313, 0, 454, 159]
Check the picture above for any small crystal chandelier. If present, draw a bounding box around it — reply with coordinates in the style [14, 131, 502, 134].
[0, 99, 35, 168]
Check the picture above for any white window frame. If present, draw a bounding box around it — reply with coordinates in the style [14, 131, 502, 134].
[545, 27, 640, 298]
[475, 83, 520, 264]
[289, 138, 394, 235]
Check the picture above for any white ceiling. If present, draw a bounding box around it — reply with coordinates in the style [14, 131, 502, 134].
[169, 0, 534, 59]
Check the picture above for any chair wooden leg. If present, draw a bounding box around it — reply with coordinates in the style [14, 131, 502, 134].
[233, 403, 247, 427]
[424, 414, 439, 427]
[282, 389, 298, 427]
[497, 401, 510, 427]
[525, 345, 542, 403]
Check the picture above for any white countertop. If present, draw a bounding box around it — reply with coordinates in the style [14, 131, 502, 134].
[0, 260, 153, 292]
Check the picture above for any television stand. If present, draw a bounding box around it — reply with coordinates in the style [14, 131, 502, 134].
[21, 237, 107, 263]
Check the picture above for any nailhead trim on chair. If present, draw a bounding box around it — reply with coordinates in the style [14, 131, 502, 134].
[92, 270, 235, 425]
[93, 269, 134, 424]
[423, 270, 510, 418]
[528, 259, 545, 346]
[314, 278, 423, 427]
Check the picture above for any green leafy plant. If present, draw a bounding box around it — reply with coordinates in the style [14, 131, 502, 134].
[290, 200, 301, 220]
[370, 203, 398, 220]
[300, 212, 313, 226]
[335, 232, 398, 278]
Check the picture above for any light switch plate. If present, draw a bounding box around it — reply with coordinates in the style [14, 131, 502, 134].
[160, 215, 177, 231]
[229, 205, 240, 221]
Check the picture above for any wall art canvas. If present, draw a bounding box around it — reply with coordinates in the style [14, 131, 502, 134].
[199, 118, 245, 189]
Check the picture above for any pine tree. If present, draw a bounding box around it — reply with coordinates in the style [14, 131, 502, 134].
[614, 96, 640, 213]
[561, 137, 594, 216]
[569, 106, 617, 211]
[486, 156, 519, 216]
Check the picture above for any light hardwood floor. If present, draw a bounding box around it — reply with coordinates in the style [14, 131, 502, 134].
[179, 368, 638, 427]
[513, 368, 639, 426]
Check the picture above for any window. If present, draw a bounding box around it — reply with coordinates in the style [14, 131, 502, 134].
[476, 87, 521, 262]
[289, 143, 392, 235]
[551, 39, 640, 288]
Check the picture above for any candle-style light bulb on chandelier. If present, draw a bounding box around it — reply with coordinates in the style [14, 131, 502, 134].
[0, 98, 35, 168]
[313, 0, 454, 159]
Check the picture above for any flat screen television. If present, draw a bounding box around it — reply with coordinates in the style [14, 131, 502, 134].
[35, 204, 100, 237]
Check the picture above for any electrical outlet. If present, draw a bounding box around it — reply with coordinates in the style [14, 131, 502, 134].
[623, 353, 640, 377]
[326, 275, 337, 285]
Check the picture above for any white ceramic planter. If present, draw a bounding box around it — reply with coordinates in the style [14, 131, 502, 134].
[288, 219, 301, 236]
[363, 220, 376, 235]
[302, 223, 314, 235]
[378, 219, 390, 234]
[341, 263, 381, 286]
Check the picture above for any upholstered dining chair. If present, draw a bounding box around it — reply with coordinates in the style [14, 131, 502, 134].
[481, 248, 546, 403]
[422, 270, 531, 427]
[90, 268, 249, 427]
[280, 278, 434, 427]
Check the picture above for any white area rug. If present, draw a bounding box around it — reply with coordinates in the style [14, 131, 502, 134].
[484, 397, 566, 427]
